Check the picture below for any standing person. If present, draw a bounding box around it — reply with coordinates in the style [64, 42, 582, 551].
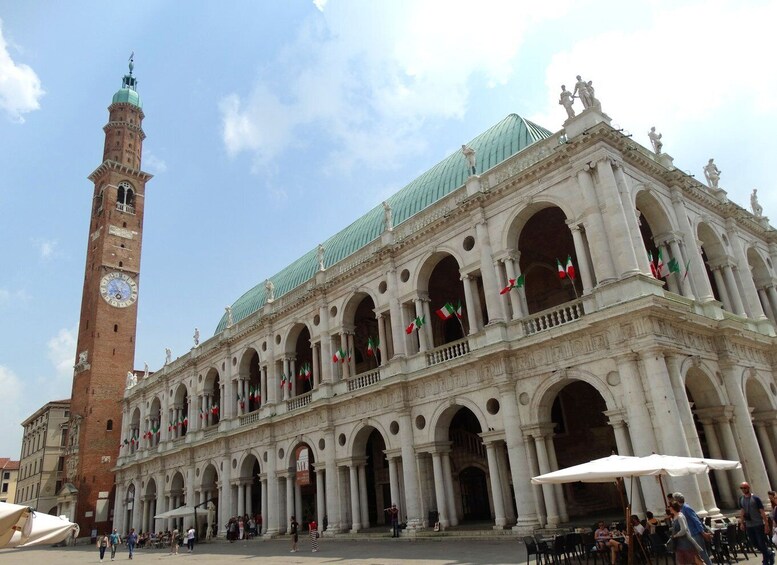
[126, 528, 138, 560]
[669, 502, 702, 565]
[388, 504, 400, 538]
[257, 513, 263, 536]
[169, 527, 179, 555]
[739, 482, 774, 565]
[238, 514, 245, 540]
[289, 515, 299, 552]
[673, 492, 713, 565]
[767, 491, 777, 547]
[97, 532, 110, 562]
[309, 517, 319, 553]
[186, 525, 196, 552]
[108, 528, 121, 561]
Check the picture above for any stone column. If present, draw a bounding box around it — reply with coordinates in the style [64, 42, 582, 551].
[376, 312, 387, 366]
[461, 274, 478, 334]
[324, 428, 341, 533]
[531, 427, 559, 526]
[659, 242, 680, 294]
[131, 486, 141, 532]
[668, 238, 693, 298]
[387, 263, 407, 358]
[261, 478, 268, 534]
[614, 354, 663, 511]
[714, 409, 747, 486]
[339, 334, 350, 379]
[503, 254, 526, 318]
[726, 218, 767, 319]
[388, 456, 400, 509]
[695, 412, 735, 508]
[412, 298, 429, 352]
[575, 167, 616, 283]
[318, 302, 333, 382]
[358, 464, 369, 528]
[766, 286, 777, 323]
[237, 481, 245, 517]
[421, 298, 434, 350]
[754, 420, 777, 487]
[569, 224, 595, 293]
[498, 383, 539, 529]
[295, 482, 302, 524]
[485, 442, 507, 528]
[312, 343, 320, 387]
[266, 449, 279, 535]
[430, 452, 449, 528]
[348, 464, 361, 532]
[441, 452, 458, 526]
[285, 474, 294, 531]
[670, 187, 714, 302]
[316, 468, 325, 528]
[472, 207, 504, 323]
[606, 411, 644, 515]
[594, 157, 640, 277]
[722, 264, 746, 316]
[613, 162, 651, 276]
[114, 483, 126, 533]
[711, 267, 732, 311]
[290, 357, 298, 397]
[545, 434, 568, 522]
[399, 410, 422, 528]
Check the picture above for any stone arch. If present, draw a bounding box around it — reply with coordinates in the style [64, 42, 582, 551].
[415, 251, 469, 346]
[413, 248, 466, 292]
[282, 434, 321, 467]
[744, 370, 775, 411]
[238, 451, 262, 477]
[502, 197, 577, 251]
[529, 369, 617, 422]
[696, 223, 729, 308]
[283, 322, 312, 355]
[349, 421, 391, 527]
[683, 362, 726, 408]
[348, 418, 393, 456]
[634, 186, 676, 235]
[283, 322, 314, 395]
[430, 398, 489, 443]
[284, 438, 318, 528]
[238, 348, 262, 411]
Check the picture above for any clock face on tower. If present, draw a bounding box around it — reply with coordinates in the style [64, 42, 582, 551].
[99, 271, 138, 308]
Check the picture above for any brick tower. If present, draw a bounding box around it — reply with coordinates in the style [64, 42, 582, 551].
[62, 56, 151, 535]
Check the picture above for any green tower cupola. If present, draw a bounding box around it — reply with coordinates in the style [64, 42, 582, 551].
[112, 53, 142, 109]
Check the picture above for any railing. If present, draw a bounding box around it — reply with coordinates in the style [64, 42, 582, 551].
[239, 411, 261, 427]
[116, 202, 135, 214]
[426, 338, 470, 366]
[286, 392, 312, 412]
[450, 429, 486, 459]
[346, 368, 381, 392]
[521, 299, 584, 335]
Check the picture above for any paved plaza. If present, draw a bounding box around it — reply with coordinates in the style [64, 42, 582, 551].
[0, 537, 525, 565]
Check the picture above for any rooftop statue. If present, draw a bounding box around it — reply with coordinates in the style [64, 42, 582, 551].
[586, 80, 599, 108]
[648, 127, 663, 154]
[573, 75, 593, 109]
[461, 144, 476, 175]
[559, 85, 575, 119]
[317, 244, 326, 271]
[165, 347, 172, 365]
[126, 370, 137, 388]
[382, 201, 393, 232]
[193, 327, 200, 347]
[265, 279, 275, 302]
[143, 362, 149, 379]
[751, 189, 763, 217]
[703, 158, 721, 189]
[225, 306, 234, 327]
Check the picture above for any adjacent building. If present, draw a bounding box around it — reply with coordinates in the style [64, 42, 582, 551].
[112, 86, 777, 536]
[15, 400, 70, 514]
[1, 458, 20, 504]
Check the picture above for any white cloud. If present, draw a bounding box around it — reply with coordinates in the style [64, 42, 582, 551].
[221, 1, 570, 173]
[312, 0, 328, 12]
[143, 150, 168, 174]
[0, 287, 30, 307]
[47, 327, 77, 381]
[0, 365, 24, 455]
[33, 238, 58, 259]
[0, 19, 44, 123]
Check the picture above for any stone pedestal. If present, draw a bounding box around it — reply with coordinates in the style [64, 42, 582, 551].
[563, 105, 612, 139]
[657, 153, 675, 169]
[465, 175, 482, 196]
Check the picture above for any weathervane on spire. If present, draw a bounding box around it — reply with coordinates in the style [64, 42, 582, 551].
[128, 51, 135, 75]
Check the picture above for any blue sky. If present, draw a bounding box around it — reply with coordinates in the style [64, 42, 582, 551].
[1, 0, 775, 457]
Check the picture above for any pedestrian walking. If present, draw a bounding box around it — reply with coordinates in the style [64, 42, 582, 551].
[309, 518, 319, 552]
[739, 482, 775, 565]
[289, 515, 299, 552]
[673, 492, 713, 565]
[108, 528, 121, 561]
[97, 532, 109, 562]
[126, 528, 138, 560]
[170, 527, 179, 554]
[387, 503, 400, 538]
[186, 526, 196, 552]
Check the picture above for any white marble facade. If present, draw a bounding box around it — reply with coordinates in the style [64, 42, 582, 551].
[114, 104, 777, 537]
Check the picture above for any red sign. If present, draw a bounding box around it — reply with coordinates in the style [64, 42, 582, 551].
[295, 446, 310, 486]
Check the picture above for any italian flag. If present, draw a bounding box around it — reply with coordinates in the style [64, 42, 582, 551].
[280, 373, 287, 389]
[556, 258, 567, 279]
[406, 315, 425, 334]
[436, 302, 457, 320]
[333, 348, 346, 363]
[168, 421, 173, 432]
[565, 256, 576, 280]
[211, 404, 219, 416]
[181, 416, 188, 428]
[500, 274, 525, 295]
[300, 362, 312, 380]
[367, 337, 379, 356]
[648, 251, 659, 278]
[656, 248, 667, 278]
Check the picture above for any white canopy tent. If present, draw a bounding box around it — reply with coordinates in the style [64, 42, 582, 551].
[0, 502, 79, 549]
[154, 505, 200, 520]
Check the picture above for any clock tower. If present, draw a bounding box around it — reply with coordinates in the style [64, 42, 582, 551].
[62, 57, 152, 534]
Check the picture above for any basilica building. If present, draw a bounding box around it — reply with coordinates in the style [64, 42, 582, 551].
[113, 78, 777, 536]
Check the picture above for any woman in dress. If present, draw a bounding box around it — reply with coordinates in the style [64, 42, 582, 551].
[309, 518, 319, 552]
[669, 501, 701, 565]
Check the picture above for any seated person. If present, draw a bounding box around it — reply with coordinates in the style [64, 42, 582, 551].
[607, 515, 645, 564]
[595, 521, 611, 550]
[646, 511, 659, 533]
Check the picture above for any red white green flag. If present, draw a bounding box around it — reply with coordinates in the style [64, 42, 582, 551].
[367, 336, 379, 356]
[656, 248, 666, 278]
[556, 258, 567, 279]
[332, 348, 346, 363]
[648, 251, 659, 278]
[500, 274, 525, 294]
[565, 256, 576, 280]
[405, 315, 425, 334]
[436, 302, 457, 320]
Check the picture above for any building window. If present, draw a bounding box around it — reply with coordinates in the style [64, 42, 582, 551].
[106, 419, 113, 431]
[2, 484, 7, 493]
[2, 472, 8, 480]
[57, 457, 64, 472]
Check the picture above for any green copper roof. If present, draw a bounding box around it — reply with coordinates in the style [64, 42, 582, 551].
[214, 113, 552, 334]
[112, 87, 142, 109]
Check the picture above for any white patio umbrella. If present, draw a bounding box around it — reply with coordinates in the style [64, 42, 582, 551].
[154, 505, 200, 519]
[0, 502, 79, 549]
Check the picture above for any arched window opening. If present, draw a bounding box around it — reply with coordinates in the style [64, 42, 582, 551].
[116, 181, 136, 214]
[106, 419, 113, 431]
